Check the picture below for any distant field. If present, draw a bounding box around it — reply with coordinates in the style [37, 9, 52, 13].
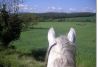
[0, 22, 96, 67]
[47, 15, 96, 22]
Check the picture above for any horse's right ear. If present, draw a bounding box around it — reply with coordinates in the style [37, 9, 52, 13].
[67, 28, 76, 43]
[48, 27, 56, 46]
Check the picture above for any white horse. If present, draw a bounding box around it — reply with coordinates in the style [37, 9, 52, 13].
[47, 27, 76, 67]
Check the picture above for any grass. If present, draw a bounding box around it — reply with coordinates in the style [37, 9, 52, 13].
[0, 22, 96, 67]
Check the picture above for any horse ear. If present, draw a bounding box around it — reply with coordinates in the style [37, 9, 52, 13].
[48, 27, 56, 46]
[67, 28, 76, 43]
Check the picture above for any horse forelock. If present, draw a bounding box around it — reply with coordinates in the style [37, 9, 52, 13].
[47, 35, 75, 57]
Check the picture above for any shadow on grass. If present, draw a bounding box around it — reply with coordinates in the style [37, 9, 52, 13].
[17, 47, 48, 62]
[31, 48, 48, 61]
[30, 27, 49, 30]
[76, 23, 87, 26]
[0, 64, 3, 67]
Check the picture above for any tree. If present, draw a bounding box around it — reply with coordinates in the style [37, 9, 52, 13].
[0, 0, 23, 47]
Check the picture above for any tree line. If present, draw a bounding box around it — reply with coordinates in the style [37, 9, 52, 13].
[18, 12, 96, 22]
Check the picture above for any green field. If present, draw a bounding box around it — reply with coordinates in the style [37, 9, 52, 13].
[0, 22, 96, 67]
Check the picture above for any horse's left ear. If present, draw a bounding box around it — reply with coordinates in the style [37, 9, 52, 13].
[48, 27, 56, 46]
[67, 28, 76, 43]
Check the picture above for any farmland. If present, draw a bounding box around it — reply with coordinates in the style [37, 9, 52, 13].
[0, 22, 96, 67]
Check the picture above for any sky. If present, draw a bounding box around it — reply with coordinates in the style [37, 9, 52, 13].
[19, 0, 96, 13]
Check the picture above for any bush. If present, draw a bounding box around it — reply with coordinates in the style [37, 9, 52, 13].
[0, 5, 22, 47]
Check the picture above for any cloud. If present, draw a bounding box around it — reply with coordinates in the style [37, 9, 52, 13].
[47, 6, 63, 12]
[17, 4, 36, 12]
[80, 7, 96, 12]
[58, 7, 62, 10]
[66, 7, 96, 13]
[18, 4, 27, 8]
[47, 6, 56, 10]
[69, 8, 76, 11]
[69, 8, 74, 11]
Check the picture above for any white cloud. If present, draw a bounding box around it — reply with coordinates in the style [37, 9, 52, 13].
[67, 7, 96, 13]
[18, 4, 28, 9]
[80, 7, 96, 12]
[47, 6, 56, 10]
[51, 6, 56, 10]
[17, 4, 37, 13]
[64, 8, 77, 13]
[58, 7, 62, 10]
[18, 4, 26, 8]
[69, 8, 76, 11]
[46, 6, 63, 12]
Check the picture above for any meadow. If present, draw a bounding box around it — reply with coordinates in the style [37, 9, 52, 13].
[0, 22, 96, 67]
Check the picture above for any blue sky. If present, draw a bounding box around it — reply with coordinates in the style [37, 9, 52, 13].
[19, 0, 96, 13]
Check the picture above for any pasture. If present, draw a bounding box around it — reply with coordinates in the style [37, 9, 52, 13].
[0, 22, 96, 67]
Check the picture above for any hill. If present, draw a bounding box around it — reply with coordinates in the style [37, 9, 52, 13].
[19, 12, 96, 22]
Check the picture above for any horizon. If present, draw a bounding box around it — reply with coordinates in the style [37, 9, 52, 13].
[19, 11, 96, 13]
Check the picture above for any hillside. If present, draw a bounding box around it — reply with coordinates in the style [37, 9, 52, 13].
[19, 12, 96, 22]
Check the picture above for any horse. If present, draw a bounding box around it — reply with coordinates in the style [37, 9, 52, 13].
[46, 27, 76, 67]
